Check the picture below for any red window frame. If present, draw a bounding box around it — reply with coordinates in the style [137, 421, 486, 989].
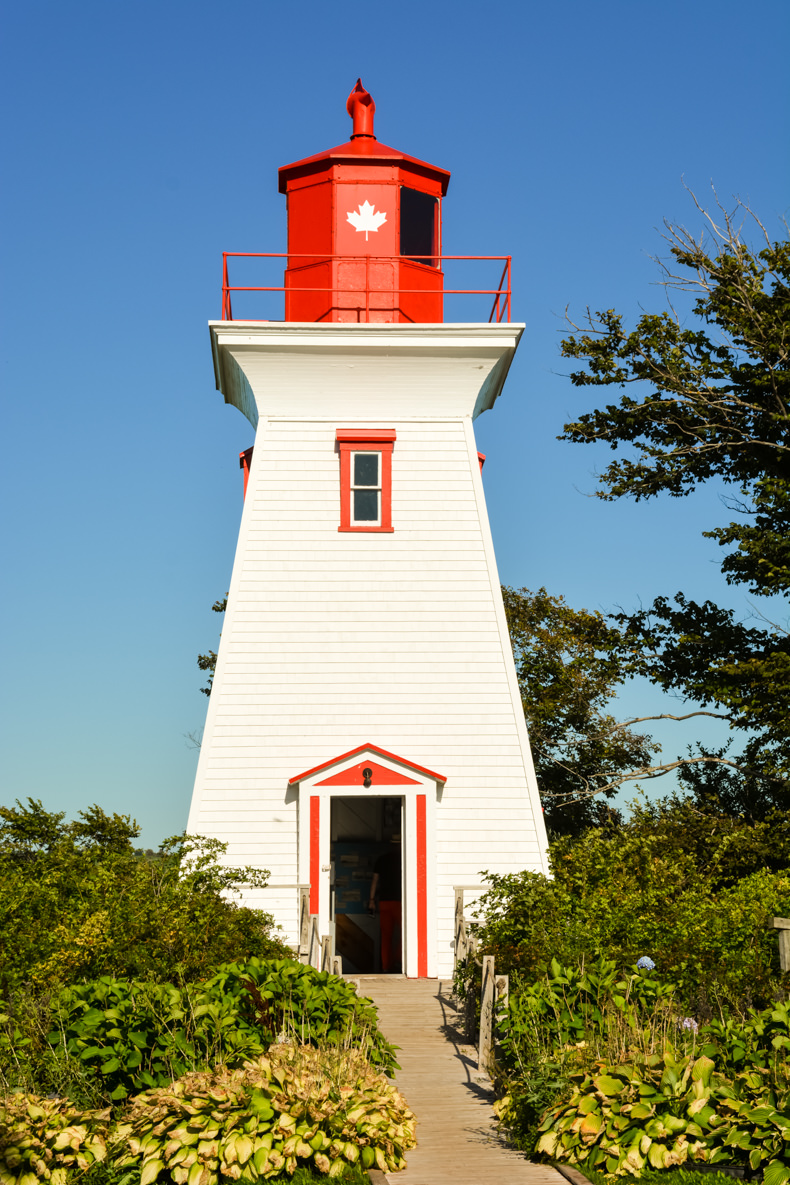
[336, 429, 396, 532]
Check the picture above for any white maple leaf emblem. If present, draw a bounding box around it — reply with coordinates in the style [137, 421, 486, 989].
[346, 200, 387, 240]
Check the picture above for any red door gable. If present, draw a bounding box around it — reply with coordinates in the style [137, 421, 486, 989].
[315, 760, 420, 787]
[288, 743, 446, 787]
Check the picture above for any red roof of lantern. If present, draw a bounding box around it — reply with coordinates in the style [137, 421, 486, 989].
[278, 79, 450, 195]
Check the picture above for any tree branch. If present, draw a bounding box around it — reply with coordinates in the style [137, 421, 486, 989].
[542, 753, 748, 808]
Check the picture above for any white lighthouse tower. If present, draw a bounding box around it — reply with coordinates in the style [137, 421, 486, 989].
[187, 82, 550, 979]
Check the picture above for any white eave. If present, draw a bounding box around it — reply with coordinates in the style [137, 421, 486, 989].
[208, 321, 525, 429]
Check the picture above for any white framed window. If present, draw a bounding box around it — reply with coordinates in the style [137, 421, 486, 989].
[350, 451, 381, 525]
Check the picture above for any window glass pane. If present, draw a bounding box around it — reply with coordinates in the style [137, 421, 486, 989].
[354, 453, 379, 486]
[400, 187, 437, 266]
[354, 489, 379, 521]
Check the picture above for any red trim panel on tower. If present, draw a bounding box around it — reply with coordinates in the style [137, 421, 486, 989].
[337, 430, 396, 533]
[416, 795, 427, 978]
[309, 796, 320, 913]
[289, 742, 446, 787]
[316, 760, 420, 787]
[240, 447, 254, 500]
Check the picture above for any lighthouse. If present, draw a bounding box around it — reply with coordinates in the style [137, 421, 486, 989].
[187, 82, 550, 979]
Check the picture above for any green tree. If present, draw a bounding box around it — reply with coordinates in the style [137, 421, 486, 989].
[474, 797, 790, 1008]
[197, 595, 227, 696]
[503, 586, 656, 835]
[0, 799, 289, 993]
[560, 195, 790, 809]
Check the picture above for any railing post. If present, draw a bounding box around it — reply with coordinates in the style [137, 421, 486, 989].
[222, 253, 232, 321]
[507, 256, 512, 322]
[454, 888, 465, 970]
[308, 915, 321, 970]
[478, 955, 495, 1074]
[771, 917, 790, 971]
[463, 932, 478, 1044]
[299, 887, 310, 957]
[321, 935, 332, 972]
[331, 955, 343, 977]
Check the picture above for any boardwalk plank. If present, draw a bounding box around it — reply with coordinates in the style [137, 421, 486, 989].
[358, 977, 564, 1185]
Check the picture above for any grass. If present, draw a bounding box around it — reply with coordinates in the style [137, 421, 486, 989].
[573, 1166, 744, 1185]
[249, 1169, 370, 1184]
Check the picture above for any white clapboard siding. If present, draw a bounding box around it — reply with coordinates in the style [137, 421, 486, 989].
[188, 323, 550, 977]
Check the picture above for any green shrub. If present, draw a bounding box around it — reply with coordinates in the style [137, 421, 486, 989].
[699, 1000, 790, 1077]
[1, 1044, 413, 1184]
[0, 800, 290, 994]
[489, 959, 790, 1174]
[491, 957, 683, 1155]
[3, 959, 397, 1105]
[203, 958, 398, 1073]
[0, 1093, 112, 1184]
[470, 799, 790, 1014]
[535, 1046, 790, 1181]
[498, 957, 679, 1064]
[115, 1046, 415, 1181]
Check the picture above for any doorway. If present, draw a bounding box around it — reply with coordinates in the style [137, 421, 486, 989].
[330, 796, 402, 974]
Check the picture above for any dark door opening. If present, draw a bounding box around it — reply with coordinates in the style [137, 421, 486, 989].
[330, 796, 402, 974]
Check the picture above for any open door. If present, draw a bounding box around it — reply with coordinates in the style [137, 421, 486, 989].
[330, 796, 402, 973]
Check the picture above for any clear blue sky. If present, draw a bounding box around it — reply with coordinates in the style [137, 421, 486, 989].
[2, 0, 788, 847]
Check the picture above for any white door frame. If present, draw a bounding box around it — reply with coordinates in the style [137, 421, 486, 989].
[289, 745, 444, 977]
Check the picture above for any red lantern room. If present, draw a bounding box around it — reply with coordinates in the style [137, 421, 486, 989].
[278, 80, 451, 324]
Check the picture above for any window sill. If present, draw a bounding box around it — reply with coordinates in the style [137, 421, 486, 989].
[338, 527, 395, 533]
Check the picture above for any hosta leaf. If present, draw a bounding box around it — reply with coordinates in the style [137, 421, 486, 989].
[630, 1102, 654, 1120]
[691, 1055, 714, 1087]
[648, 1142, 668, 1169]
[141, 1159, 164, 1185]
[579, 1113, 602, 1143]
[764, 1162, 790, 1185]
[744, 1106, 776, 1123]
[593, 1075, 625, 1096]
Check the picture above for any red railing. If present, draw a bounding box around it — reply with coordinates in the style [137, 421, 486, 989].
[220, 252, 512, 324]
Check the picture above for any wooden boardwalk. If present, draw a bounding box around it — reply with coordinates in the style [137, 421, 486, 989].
[359, 976, 565, 1185]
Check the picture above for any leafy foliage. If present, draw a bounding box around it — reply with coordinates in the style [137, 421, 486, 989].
[491, 957, 678, 1155]
[471, 792, 790, 1174]
[0, 799, 289, 994]
[1, 1045, 413, 1184]
[560, 199, 790, 806]
[472, 800, 790, 1008]
[198, 596, 227, 696]
[488, 958, 790, 1178]
[536, 1043, 790, 1180]
[2, 960, 397, 1105]
[0, 1094, 112, 1184]
[211, 958, 398, 1073]
[503, 586, 656, 833]
[116, 1045, 415, 1181]
[560, 203, 788, 503]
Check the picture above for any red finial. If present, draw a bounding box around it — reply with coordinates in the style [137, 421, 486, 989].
[346, 79, 376, 140]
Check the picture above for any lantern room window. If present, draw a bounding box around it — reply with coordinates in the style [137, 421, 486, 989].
[337, 429, 396, 532]
[400, 187, 437, 267]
